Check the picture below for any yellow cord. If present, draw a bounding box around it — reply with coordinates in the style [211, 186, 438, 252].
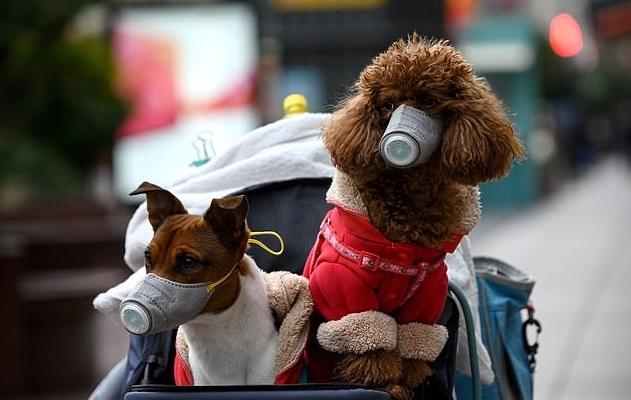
[248, 231, 285, 256]
[206, 262, 239, 293]
[206, 231, 284, 292]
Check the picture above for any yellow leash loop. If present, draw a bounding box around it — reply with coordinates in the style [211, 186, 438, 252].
[248, 231, 285, 256]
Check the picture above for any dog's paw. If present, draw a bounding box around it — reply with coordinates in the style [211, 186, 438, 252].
[333, 349, 403, 386]
[383, 384, 414, 400]
[399, 358, 432, 389]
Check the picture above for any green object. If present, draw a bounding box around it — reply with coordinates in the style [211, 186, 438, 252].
[190, 158, 210, 168]
[0, 0, 128, 201]
[461, 17, 540, 209]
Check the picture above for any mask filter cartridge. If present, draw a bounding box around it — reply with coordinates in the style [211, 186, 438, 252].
[119, 273, 216, 336]
[379, 104, 443, 168]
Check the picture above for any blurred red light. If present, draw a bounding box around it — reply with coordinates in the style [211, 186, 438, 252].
[549, 13, 583, 58]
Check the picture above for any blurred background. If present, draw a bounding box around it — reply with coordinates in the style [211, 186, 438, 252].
[1, 0, 629, 399]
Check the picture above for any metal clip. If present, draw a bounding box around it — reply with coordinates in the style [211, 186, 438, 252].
[191, 131, 217, 167]
[522, 303, 542, 372]
[360, 252, 380, 271]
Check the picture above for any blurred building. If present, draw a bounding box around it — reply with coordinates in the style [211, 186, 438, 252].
[110, 0, 446, 199]
[256, 0, 444, 112]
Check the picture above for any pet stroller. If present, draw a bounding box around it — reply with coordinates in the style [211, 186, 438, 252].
[90, 111, 539, 400]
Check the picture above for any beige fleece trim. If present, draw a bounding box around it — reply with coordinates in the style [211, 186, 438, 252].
[264, 271, 313, 376]
[175, 328, 190, 369]
[326, 171, 481, 233]
[316, 310, 397, 354]
[460, 185, 481, 232]
[326, 171, 369, 217]
[397, 323, 449, 362]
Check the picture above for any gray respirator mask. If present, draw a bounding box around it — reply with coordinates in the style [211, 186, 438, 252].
[118, 231, 283, 336]
[379, 104, 444, 168]
[119, 265, 236, 336]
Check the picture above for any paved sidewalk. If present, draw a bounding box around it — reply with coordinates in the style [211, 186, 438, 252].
[472, 158, 631, 400]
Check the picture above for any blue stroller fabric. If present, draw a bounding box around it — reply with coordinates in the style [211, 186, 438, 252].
[455, 257, 536, 400]
[416, 295, 460, 399]
[121, 331, 176, 397]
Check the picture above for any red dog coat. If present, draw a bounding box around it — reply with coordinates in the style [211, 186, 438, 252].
[303, 205, 463, 382]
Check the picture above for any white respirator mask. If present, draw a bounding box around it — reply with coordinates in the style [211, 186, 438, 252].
[379, 104, 444, 168]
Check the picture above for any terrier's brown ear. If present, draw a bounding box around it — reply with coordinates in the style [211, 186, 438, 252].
[440, 79, 525, 185]
[130, 182, 188, 232]
[204, 195, 249, 249]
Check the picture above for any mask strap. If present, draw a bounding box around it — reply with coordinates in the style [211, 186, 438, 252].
[205, 231, 284, 293]
[206, 263, 239, 293]
[248, 231, 285, 256]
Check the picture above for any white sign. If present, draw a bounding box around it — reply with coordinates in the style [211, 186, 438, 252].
[112, 4, 259, 201]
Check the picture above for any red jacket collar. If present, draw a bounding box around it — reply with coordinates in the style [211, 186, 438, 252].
[330, 205, 464, 256]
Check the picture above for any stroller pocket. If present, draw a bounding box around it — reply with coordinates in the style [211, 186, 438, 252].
[455, 257, 537, 400]
[483, 309, 532, 400]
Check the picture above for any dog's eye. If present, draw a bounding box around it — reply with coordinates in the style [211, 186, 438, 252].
[178, 254, 199, 271]
[383, 101, 396, 112]
[144, 250, 153, 270]
[419, 97, 437, 110]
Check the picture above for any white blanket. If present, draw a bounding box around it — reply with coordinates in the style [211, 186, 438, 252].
[446, 236, 494, 383]
[94, 112, 493, 383]
[123, 113, 335, 271]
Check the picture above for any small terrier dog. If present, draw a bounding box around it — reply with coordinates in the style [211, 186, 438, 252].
[132, 182, 278, 385]
[304, 35, 524, 399]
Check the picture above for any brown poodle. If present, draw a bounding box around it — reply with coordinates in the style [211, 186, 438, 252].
[304, 34, 523, 399]
[325, 34, 523, 247]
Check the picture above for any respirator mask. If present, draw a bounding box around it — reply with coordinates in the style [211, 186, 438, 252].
[119, 268, 235, 336]
[119, 231, 283, 336]
[379, 104, 444, 168]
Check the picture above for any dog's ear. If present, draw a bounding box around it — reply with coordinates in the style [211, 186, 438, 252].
[130, 182, 188, 232]
[323, 94, 381, 171]
[205, 195, 249, 249]
[440, 79, 524, 185]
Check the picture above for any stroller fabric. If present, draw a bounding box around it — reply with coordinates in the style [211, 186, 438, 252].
[455, 257, 536, 400]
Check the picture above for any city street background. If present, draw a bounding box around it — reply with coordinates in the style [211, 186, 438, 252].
[1, 0, 629, 398]
[472, 157, 631, 400]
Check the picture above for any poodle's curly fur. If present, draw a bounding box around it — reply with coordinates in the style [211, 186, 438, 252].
[333, 350, 403, 386]
[324, 34, 524, 247]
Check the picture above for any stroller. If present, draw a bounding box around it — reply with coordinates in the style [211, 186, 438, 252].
[91, 111, 539, 400]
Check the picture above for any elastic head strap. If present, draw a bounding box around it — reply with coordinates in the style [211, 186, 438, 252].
[205, 262, 239, 293]
[205, 231, 284, 293]
[248, 231, 285, 256]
